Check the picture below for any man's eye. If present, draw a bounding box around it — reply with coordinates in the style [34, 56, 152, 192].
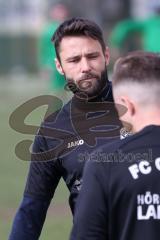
[88, 55, 98, 59]
[69, 59, 79, 63]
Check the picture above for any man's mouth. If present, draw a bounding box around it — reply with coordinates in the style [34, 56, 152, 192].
[79, 73, 97, 81]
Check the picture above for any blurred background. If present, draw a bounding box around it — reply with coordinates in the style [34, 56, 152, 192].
[0, 0, 160, 239]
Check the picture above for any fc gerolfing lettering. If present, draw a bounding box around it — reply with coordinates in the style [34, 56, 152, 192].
[129, 156, 160, 180]
[67, 139, 84, 149]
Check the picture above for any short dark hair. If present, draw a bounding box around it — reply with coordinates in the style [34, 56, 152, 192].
[112, 51, 160, 86]
[51, 17, 106, 61]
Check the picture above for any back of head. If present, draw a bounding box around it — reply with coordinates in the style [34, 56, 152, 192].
[51, 17, 106, 61]
[112, 51, 160, 107]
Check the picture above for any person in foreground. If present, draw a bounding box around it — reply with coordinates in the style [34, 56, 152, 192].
[9, 17, 122, 240]
[70, 51, 160, 240]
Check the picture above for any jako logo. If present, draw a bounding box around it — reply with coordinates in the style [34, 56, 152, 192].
[67, 139, 84, 149]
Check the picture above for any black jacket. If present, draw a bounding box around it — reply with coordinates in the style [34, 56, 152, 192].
[71, 125, 160, 240]
[9, 82, 122, 240]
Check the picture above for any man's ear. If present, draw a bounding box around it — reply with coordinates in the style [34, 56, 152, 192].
[104, 46, 110, 66]
[120, 96, 135, 116]
[55, 58, 64, 75]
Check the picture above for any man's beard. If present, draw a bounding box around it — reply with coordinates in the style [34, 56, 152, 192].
[65, 67, 109, 100]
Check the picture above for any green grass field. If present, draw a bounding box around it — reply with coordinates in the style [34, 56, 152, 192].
[0, 77, 72, 239]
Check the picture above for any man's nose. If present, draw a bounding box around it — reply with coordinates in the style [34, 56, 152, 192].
[81, 58, 91, 73]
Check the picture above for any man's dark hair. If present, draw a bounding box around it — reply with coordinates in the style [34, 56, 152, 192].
[51, 17, 106, 61]
[112, 51, 160, 86]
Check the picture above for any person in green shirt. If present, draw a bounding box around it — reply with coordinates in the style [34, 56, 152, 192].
[110, 5, 160, 53]
[38, 3, 69, 97]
